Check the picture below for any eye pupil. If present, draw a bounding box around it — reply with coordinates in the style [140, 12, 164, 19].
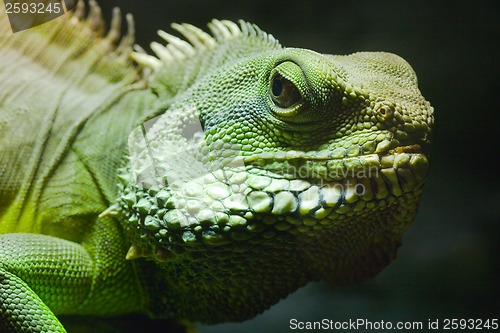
[269, 74, 302, 109]
[272, 77, 283, 97]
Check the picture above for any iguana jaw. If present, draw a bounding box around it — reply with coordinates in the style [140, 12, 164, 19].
[116, 143, 429, 321]
[118, 143, 429, 260]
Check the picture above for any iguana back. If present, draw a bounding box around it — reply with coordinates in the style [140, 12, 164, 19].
[0, 4, 155, 241]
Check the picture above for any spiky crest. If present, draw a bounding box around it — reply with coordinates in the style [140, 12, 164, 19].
[0, 0, 139, 83]
[2, 1, 280, 80]
[132, 20, 281, 71]
[70, 0, 136, 60]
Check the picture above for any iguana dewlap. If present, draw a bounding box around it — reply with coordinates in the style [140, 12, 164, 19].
[0, 1, 433, 332]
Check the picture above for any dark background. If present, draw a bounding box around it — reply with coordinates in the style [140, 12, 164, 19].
[93, 1, 498, 332]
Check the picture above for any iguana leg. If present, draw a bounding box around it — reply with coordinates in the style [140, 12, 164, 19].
[0, 233, 93, 333]
[0, 269, 67, 333]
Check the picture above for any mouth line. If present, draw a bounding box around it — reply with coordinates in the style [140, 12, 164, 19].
[242, 144, 423, 163]
[241, 144, 427, 182]
[391, 144, 423, 154]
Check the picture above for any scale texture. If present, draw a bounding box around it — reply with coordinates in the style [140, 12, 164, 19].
[0, 1, 433, 332]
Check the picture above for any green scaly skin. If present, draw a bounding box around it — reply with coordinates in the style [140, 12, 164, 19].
[0, 1, 433, 332]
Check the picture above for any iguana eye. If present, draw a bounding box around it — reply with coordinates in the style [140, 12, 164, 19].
[270, 74, 301, 108]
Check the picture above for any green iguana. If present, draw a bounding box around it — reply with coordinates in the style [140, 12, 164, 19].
[0, 1, 434, 332]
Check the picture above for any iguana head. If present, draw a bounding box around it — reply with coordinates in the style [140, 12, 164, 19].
[117, 20, 433, 322]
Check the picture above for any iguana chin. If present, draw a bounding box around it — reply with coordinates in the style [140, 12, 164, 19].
[0, 1, 433, 332]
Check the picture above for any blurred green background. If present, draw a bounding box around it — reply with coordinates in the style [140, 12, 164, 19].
[89, 1, 498, 332]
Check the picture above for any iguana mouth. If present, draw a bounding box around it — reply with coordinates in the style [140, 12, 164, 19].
[244, 144, 422, 160]
[243, 144, 423, 163]
[118, 142, 429, 259]
[241, 144, 427, 183]
[237, 144, 429, 208]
